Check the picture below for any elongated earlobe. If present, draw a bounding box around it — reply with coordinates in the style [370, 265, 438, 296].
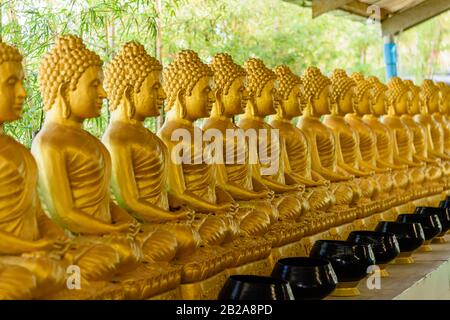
[58, 83, 71, 119]
[124, 87, 136, 119]
[214, 88, 225, 116]
[277, 100, 286, 118]
[176, 89, 187, 119]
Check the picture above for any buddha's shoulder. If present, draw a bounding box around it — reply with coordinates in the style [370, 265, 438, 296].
[0, 137, 25, 164]
[202, 119, 229, 133]
[344, 115, 361, 126]
[103, 122, 143, 144]
[323, 115, 346, 129]
[382, 116, 402, 127]
[297, 116, 322, 130]
[237, 117, 266, 130]
[32, 126, 67, 149]
[157, 121, 189, 145]
[269, 119, 289, 132]
[32, 124, 93, 151]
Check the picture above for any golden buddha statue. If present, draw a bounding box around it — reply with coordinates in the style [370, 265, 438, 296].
[323, 69, 382, 218]
[31, 35, 179, 299]
[361, 76, 411, 205]
[102, 42, 238, 289]
[204, 54, 310, 244]
[297, 67, 359, 227]
[383, 77, 430, 200]
[415, 79, 450, 189]
[346, 73, 413, 209]
[436, 82, 450, 156]
[401, 80, 443, 189]
[235, 58, 333, 240]
[0, 39, 66, 299]
[158, 50, 275, 295]
[414, 80, 450, 160]
[202, 53, 275, 237]
[269, 65, 335, 227]
[344, 73, 391, 174]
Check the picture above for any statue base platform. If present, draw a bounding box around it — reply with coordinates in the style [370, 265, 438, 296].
[225, 258, 271, 278]
[177, 270, 228, 300]
[379, 264, 389, 277]
[267, 240, 306, 269]
[46, 192, 450, 300]
[330, 281, 360, 297]
[300, 230, 333, 256]
[148, 288, 179, 300]
[391, 252, 415, 265]
[432, 236, 447, 244]
[328, 222, 355, 240]
[419, 240, 433, 252]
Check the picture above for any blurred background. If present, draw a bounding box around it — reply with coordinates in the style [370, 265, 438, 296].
[1, 0, 449, 146]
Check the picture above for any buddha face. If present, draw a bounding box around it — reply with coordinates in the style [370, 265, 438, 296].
[133, 70, 166, 120]
[408, 92, 420, 115]
[393, 92, 408, 115]
[221, 76, 248, 117]
[427, 91, 440, 114]
[184, 76, 214, 121]
[371, 93, 386, 116]
[66, 66, 106, 120]
[311, 85, 331, 117]
[253, 79, 276, 117]
[439, 91, 450, 115]
[354, 90, 371, 116]
[337, 86, 355, 116]
[281, 85, 302, 119]
[0, 61, 26, 122]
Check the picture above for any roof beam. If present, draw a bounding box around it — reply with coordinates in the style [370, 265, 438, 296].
[340, 1, 390, 21]
[382, 0, 450, 36]
[312, 0, 353, 18]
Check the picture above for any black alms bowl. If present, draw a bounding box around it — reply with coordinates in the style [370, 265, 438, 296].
[416, 206, 450, 237]
[309, 240, 375, 284]
[375, 221, 425, 253]
[218, 275, 295, 300]
[347, 231, 400, 265]
[397, 214, 442, 241]
[271, 257, 338, 300]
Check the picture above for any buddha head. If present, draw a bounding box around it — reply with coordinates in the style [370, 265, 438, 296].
[330, 69, 355, 116]
[420, 79, 440, 114]
[351, 72, 372, 116]
[39, 35, 105, 121]
[105, 41, 165, 121]
[163, 50, 214, 122]
[209, 53, 248, 118]
[273, 65, 302, 120]
[367, 76, 388, 117]
[0, 40, 26, 123]
[243, 58, 277, 118]
[386, 77, 409, 116]
[404, 80, 421, 115]
[301, 66, 332, 117]
[436, 82, 450, 115]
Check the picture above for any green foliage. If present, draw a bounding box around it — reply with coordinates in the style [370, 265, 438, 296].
[1, 0, 449, 147]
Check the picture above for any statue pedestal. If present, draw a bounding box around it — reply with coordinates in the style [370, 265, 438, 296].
[328, 222, 355, 241]
[267, 240, 307, 269]
[299, 230, 332, 256]
[177, 270, 228, 300]
[226, 258, 272, 278]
